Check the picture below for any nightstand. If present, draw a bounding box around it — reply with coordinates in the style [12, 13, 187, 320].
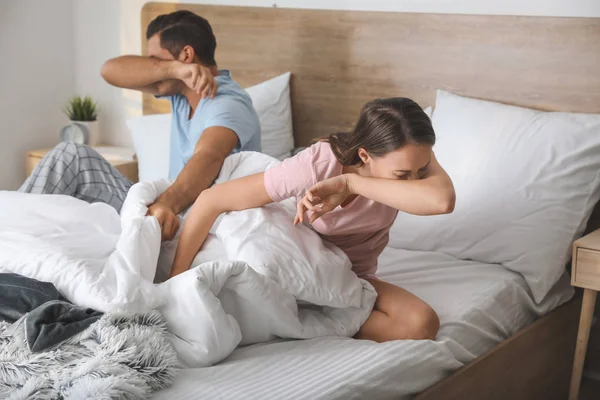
[26, 146, 139, 183]
[569, 229, 600, 400]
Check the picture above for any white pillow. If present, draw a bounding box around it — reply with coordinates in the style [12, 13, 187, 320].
[423, 106, 432, 119]
[389, 90, 600, 302]
[126, 113, 171, 182]
[127, 73, 294, 181]
[245, 72, 294, 160]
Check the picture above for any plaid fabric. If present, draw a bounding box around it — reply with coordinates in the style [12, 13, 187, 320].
[19, 142, 133, 212]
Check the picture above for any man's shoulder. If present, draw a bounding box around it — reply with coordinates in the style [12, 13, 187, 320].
[213, 80, 252, 106]
[200, 85, 256, 120]
[195, 85, 260, 138]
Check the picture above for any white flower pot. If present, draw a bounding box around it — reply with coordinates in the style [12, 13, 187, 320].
[77, 120, 100, 146]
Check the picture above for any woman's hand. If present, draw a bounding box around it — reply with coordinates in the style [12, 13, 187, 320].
[294, 174, 352, 224]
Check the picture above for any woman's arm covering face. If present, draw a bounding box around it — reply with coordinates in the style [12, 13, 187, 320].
[347, 153, 455, 215]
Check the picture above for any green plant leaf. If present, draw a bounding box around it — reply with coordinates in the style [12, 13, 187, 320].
[63, 96, 98, 121]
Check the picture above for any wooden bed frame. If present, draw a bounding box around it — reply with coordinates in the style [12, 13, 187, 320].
[142, 3, 600, 398]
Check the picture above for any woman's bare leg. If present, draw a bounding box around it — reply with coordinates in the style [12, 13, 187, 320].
[356, 279, 440, 342]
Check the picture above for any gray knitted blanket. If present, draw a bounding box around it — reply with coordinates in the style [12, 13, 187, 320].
[0, 310, 178, 399]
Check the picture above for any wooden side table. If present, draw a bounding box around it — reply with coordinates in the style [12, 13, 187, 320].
[569, 229, 600, 400]
[26, 146, 139, 183]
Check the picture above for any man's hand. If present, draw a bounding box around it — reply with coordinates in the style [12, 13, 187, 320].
[175, 63, 218, 98]
[147, 202, 180, 241]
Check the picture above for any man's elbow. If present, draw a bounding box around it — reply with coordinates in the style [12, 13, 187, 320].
[100, 59, 116, 84]
[155, 81, 168, 97]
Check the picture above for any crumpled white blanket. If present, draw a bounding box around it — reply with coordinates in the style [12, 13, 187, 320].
[0, 152, 376, 367]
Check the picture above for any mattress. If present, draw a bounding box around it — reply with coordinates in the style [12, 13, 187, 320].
[152, 247, 574, 400]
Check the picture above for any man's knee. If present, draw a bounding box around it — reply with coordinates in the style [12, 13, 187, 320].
[48, 142, 101, 167]
[19, 142, 86, 193]
[53, 141, 87, 155]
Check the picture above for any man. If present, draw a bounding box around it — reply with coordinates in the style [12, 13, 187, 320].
[20, 10, 261, 241]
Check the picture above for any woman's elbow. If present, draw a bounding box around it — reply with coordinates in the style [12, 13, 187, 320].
[438, 189, 456, 214]
[193, 188, 223, 215]
[196, 185, 241, 215]
[196, 187, 217, 206]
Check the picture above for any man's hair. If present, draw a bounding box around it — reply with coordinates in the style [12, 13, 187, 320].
[146, 10, 217, 66]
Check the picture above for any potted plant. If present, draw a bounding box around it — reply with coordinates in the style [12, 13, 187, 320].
[62, 96, 100, 146]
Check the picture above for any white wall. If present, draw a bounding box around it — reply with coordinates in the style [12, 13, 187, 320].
[0, 0, 75, 190]
[73, 0, 600, 147]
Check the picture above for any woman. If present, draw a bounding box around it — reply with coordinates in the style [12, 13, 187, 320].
[170, 97, 455, 342]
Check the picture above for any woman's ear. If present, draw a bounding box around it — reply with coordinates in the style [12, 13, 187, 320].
[357, 148, 371, 164]
[179, 45, 195, 63]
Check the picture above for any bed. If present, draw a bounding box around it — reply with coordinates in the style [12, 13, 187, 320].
[138, 3, 600, 399]
[151, 248, 575, 399]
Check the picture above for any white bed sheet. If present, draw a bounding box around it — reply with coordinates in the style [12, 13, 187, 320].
[153, 247, 574, 400]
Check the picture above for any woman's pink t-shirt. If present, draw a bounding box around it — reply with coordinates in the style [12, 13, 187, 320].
[263, 141, 398, 279]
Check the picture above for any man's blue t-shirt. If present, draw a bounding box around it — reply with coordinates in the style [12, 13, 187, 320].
[166, 69, 261, 179]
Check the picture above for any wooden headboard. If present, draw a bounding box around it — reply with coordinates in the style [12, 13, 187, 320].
[142, 3, 600, 147]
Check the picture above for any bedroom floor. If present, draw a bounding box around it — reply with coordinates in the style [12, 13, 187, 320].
[580, 377, 600, 400]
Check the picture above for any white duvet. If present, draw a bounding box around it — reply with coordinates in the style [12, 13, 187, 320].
[0, 152, 376, 367]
